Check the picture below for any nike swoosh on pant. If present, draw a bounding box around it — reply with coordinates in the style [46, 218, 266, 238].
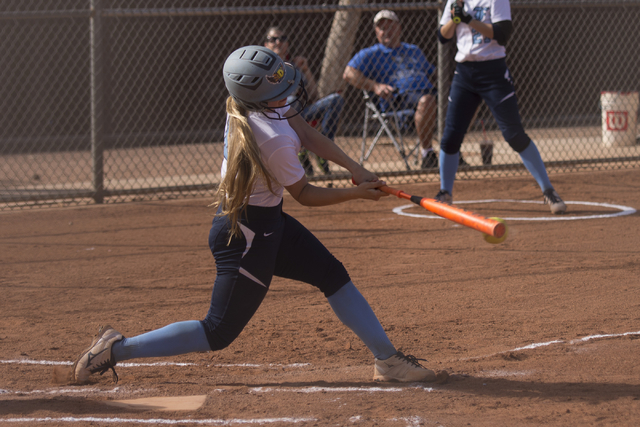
[498, 92, 515, 104]
[239, 267, 267, 288]
[239, 223, 255, 258]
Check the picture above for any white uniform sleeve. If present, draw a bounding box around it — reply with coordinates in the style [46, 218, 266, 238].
[492, 0, 512, 22]
[261, 135, 305, 187]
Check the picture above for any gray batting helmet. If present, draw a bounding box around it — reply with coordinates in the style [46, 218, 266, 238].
[223, 45, 301, 111]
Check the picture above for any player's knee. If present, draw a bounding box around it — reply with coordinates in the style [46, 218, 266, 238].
[200, 318, 243, 351]
[505, 132, 531, 153]
[440, 130, 465, 154]
[318, 263, 351, 298]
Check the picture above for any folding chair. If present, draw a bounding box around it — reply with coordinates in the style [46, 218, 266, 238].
[360, 90, 421, 171]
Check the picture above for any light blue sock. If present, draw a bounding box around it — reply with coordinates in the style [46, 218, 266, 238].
[440, 151, 459, 194]
[111, 320, 211, 362]
[519, 142, 552, 192]
[327, 281, 396, 360]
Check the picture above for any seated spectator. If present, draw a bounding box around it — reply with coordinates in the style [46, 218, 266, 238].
[264, 26, 345, 176]
[343, 10, 442, 169]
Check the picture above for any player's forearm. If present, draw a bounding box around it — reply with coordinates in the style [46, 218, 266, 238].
[287, 104, 379, 183]
[288, 180, 385, 207]
[286, 113, 348, 164]
[468, 19, 493, 39]
[439, 21, 457, 40]
[293, 185, 362, 207]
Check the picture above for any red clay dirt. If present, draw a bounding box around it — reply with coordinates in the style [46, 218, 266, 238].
[1, 169, 640, 426]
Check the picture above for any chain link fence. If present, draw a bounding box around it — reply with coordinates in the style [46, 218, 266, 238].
[1, 0, 639, 210]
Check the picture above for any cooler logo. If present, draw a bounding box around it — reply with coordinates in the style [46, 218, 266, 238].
[266, 62, 285, 84]
[606, 111, 628, 131]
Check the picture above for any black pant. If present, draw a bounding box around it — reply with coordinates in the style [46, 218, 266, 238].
[441, 58, 531, 154]
[201, 201, 350, 350]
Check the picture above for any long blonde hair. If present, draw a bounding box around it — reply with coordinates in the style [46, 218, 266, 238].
[211, 97, 276, 242]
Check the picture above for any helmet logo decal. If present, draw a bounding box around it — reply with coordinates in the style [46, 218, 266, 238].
[266, 62, 285, 84]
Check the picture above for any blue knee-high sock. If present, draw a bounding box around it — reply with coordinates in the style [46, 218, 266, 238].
[111, 320, 211, 362]
[519, 142, 552, 192]
[327, 281, 396, 360]
[440, 151, 459, 194]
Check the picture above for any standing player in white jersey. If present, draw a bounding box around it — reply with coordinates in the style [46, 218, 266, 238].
[436, 0, 566, 214]
[69, 45, 448, 385]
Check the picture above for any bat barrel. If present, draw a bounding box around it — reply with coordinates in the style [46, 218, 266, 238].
[378, 185, 505, 238]
[419, 198, 505, 237]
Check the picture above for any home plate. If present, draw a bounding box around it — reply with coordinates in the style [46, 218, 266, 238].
[104, 395, 207, 411]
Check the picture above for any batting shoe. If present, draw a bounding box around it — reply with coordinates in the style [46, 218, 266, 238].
[434, 189, 452, 205]
[72, 325, 124, 384]
[543, 188, 567, 214]
[374, 351, 446, 383]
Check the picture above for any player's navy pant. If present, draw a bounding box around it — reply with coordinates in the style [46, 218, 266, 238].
[202, 201, 351, 351]
[440, 58, 531, 154]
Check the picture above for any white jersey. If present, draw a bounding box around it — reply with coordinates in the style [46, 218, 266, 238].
[221, 106, 305, 207]
[440, 0, 511, 63]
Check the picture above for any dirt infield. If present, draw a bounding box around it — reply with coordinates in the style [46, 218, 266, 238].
[1, 169, 640, 426]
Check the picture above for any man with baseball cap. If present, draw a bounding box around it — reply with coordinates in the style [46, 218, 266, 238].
[373, 9, 399, 25]
[343, 10, 442, 169]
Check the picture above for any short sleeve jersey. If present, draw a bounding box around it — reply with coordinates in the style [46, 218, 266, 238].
[347, 42, 435, 94]
[222, 107, 305, 207]
[440, 0, 511, 63]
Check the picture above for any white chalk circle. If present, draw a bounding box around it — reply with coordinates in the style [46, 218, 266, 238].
[393, 199, 637, 221]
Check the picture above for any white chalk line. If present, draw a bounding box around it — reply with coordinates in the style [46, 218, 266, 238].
[0, 385, 434, 397]
[250, 385, 434, 394]
[0, 417, 317, 425]
[481, 369, 536, 378]
[460, 329, 640, 361]
[0, 387, 120, 395]
[3, 330, 638, 381]
[0, 360, 196, 367]
[0, 387, 228, 396]
[0, 360, 308, 369]
[214, 363, 310, 368]
[393, 199, 636, 221]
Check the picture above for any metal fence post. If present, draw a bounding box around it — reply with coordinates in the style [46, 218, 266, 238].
[437, 1, 455, 145]
[437, 3, 445, 143]
[90, 0, 105, 203]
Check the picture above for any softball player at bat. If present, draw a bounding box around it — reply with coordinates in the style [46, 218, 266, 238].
[436, 0, 566, 214]
[71, 45, 447, 384]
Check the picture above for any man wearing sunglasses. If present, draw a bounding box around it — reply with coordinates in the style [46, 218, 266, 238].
[264, 26, 345, 177]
